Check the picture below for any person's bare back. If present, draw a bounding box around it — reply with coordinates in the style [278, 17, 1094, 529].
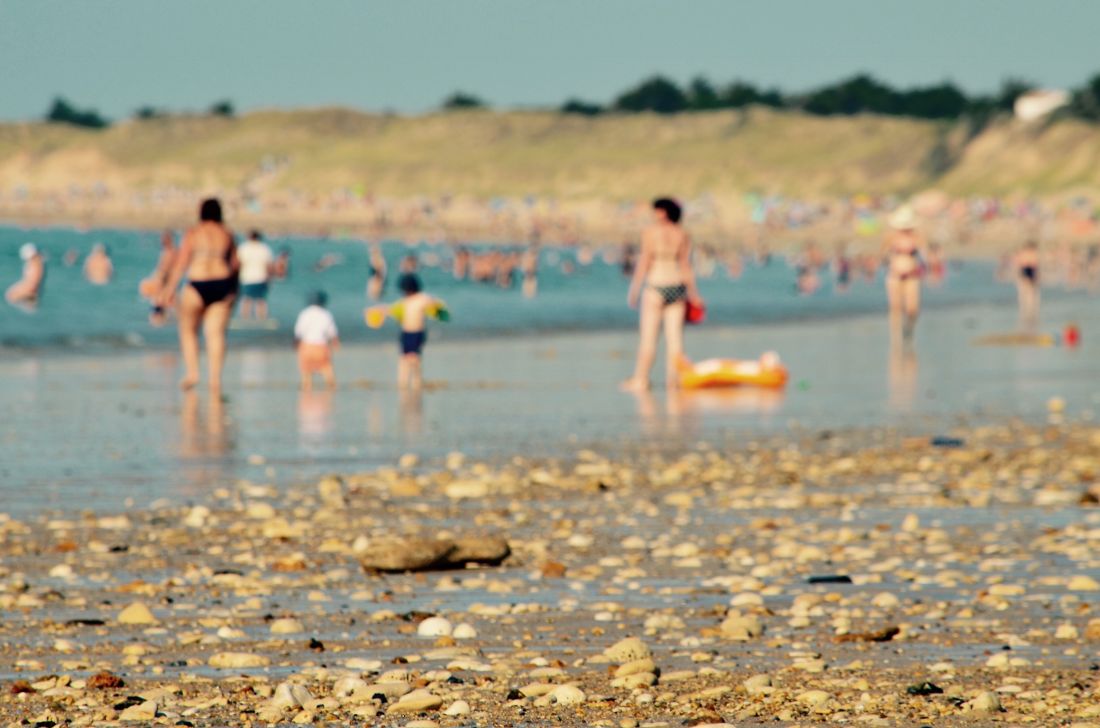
[643, 223, 690, 286]
[184, 223, 235, 282]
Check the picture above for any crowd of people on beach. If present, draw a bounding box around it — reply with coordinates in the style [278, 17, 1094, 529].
[4, 192, 1094, 396]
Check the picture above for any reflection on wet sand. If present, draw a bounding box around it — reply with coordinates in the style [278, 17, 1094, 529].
[888, 340, 919, 412]
[400, 388, 424, 436]
[176, 392, 236, 500]
[179, 392, 234, 459]
[634, 386, 786, 435]
[297, 389, 334, 446]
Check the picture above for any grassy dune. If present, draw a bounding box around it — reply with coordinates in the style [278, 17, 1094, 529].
[1, 107, 1098, 205]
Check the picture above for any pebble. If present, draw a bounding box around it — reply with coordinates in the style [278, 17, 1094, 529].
[445, 480, 490, 499]
[443, 700, 471, 716]
[611, 672, 657, 689]
[719, 613, 763, 640]
[965, 691, 1003, 714]
[417, 616, 453, 637]
[549, 684, 586, 706]
[603, 637, 651, 663]
[317, 475, 346, 507]
[270, 682, 314, 710]
[451, 622, 477, 639]
[742, 674, 773, 696]
[798, 690, 831, 707]
[116, 602, 158, 625]
[1068, 575, 1100, 591]
[118, 700, 157, 721]
[208, 652, 271, 669]
[270, 617, 304, 634]
[1055, 623, 1079, 640]
[871, 592, 900, 608]
[614, 658, 657, 677]
[386, 689, 443, 714]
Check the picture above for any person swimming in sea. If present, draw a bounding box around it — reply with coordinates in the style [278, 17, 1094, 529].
[156, 198, 239, 394]
[83, 243, 114, 285]
[5, 243, 46, 308]
[140, 230, 177, 326]
[272, 246, 291, 280]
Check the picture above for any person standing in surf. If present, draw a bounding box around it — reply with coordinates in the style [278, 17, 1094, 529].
[883, 205, 924, 341]
[237, 230, 274, 321]
[621, 198, 702, 391]
[157, 198, 239, 394]
[5, 243, 46, 307]
[1015, 240, 1041, 329]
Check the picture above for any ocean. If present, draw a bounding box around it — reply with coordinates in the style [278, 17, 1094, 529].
[0, 224, 1027, 351]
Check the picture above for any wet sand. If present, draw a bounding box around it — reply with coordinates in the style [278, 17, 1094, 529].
[1, 296, 1097, 515]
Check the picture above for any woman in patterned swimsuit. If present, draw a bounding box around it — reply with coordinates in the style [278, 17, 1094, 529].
[622, 198, 703, 391]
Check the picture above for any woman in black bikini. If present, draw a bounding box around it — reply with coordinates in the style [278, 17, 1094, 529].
[622, 198, 703, 391]
[1015, 240, 1041, 328]
[158, 198, 239, 394]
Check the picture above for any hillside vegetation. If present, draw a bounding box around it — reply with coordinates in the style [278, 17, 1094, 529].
[1, 107, 1098, 202]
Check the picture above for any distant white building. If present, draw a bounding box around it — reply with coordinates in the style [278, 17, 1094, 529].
[1014, 89, 1070, 122]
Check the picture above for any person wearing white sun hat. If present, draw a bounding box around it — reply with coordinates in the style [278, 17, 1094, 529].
[883, 205, 925, 340]
[6, 243, 46, 306]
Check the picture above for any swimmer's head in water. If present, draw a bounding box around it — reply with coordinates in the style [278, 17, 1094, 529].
[199, 198, 223, 223]
[308, 290, 328, 307]
[652, 197, 682, 224]
[19, 243, 38, 261]
[398, 273, 422, 295]
[249, 229, 263, 241]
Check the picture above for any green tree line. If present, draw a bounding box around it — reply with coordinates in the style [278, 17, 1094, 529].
[40, 72, 1100, 129]
[561, 72, 1100, 122]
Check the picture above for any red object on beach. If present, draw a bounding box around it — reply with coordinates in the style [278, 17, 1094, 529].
[685, 299, 707, 324]
[1064, 324, 1080, 347]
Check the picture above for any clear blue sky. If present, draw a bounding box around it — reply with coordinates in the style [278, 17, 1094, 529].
[1, 0, 1096, 120]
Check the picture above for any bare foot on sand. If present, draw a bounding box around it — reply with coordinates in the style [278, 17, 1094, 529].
[180, 376, 198, 391]
[619, 378, 649, 393]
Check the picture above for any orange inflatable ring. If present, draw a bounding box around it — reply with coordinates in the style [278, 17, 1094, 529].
[678, 354, 788, 390]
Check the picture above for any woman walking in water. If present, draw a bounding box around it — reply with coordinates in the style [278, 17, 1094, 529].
[621, 198, 702, 391]
[883, 205, 924, 340]
[1015, 240, 1041, 328]
[158, 198, 239, 394]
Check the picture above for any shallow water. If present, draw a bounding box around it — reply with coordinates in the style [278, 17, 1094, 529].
[1, 293, 1098, 516]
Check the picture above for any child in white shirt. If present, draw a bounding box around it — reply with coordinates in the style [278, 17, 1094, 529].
[294, 290, 339, 390]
